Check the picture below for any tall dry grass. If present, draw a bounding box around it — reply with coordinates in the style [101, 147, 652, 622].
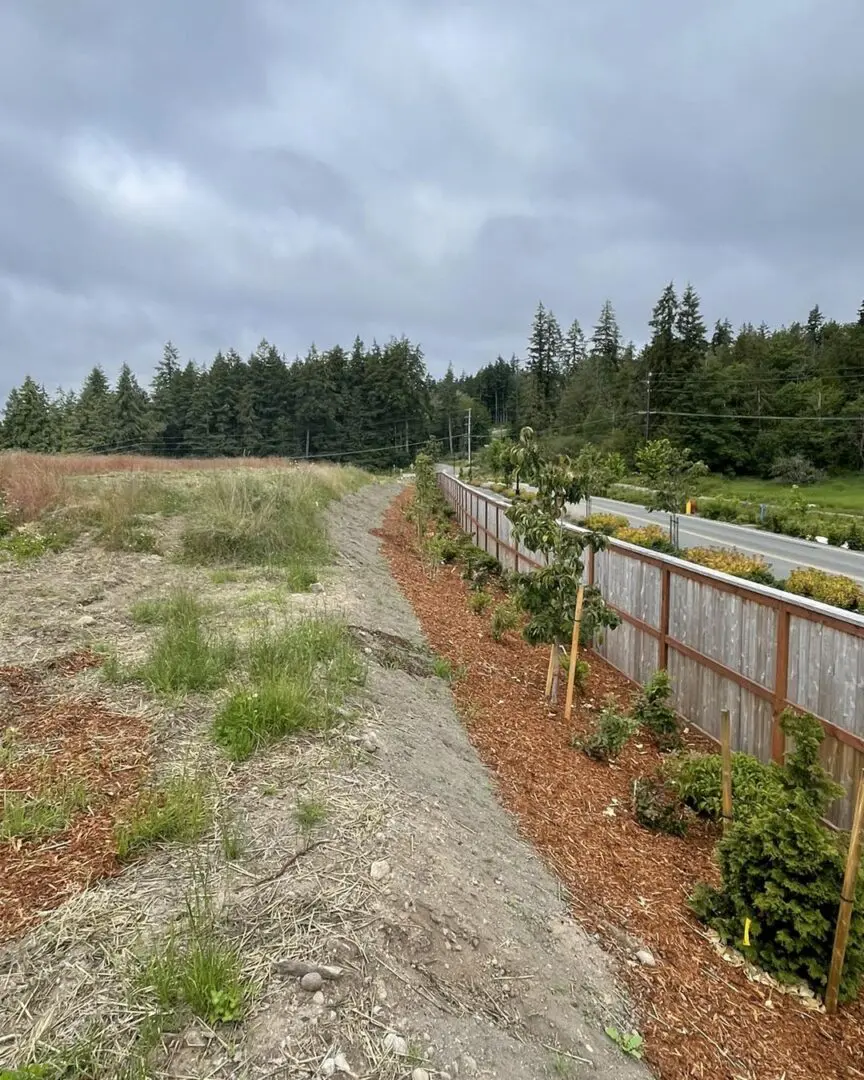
[0, 451, 295, 522]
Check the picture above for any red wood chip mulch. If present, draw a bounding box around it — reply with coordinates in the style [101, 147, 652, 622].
[0, 653, 150, 942]
[376, 489, 864, 1080]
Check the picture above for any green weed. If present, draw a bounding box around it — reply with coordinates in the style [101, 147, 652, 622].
[294, 798, 328, 832]
[0, 781, 89, 842]
[115, 773, 212, 861]
[213, 617, 363, 760]
[137, 873, 249, 1026]
[604, 1026, 644, 1059]
[131, 594, 237, 694]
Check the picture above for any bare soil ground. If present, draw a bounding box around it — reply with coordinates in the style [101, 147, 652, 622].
[0, 480, 648, 1079]
[377, 487, 864, 1080]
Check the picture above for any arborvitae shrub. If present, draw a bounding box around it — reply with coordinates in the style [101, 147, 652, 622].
[689, 710, 860, 999]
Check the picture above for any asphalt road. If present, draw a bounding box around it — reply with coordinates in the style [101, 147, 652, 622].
[443, 465, 864, 583]
[569, 495, 864, 584]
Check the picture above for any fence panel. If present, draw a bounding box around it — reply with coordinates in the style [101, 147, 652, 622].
[437, 470, 864, 827]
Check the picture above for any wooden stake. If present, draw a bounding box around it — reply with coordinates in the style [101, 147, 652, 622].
[545, 645, 556, 700]
[720, 709, 733, 833]
[565, 585, 586, 721]
[826, 769, 864, 1014]
[550, 646, 561, 703]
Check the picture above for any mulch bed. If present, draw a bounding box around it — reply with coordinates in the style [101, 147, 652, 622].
[376, 489, 864, 1080]
[0, 652, 150, 942]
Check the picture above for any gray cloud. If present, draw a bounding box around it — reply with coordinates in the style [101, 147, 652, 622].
[1, 0, 862, 398]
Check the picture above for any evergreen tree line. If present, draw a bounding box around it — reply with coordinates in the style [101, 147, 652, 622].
[461, 290, 864, 475]
[0, 336, 485, 470]
[5, 286, 864, 474]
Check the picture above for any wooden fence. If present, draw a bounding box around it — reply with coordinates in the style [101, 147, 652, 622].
[438, 470, 864, 828]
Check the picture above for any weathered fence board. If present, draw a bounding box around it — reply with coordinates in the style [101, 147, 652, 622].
[438, 470, 864, 828]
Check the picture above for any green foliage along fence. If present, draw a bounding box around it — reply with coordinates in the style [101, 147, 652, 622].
[438, 468, 864, 829]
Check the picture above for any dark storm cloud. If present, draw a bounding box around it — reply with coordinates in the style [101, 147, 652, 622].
[0, 0, 862, 398]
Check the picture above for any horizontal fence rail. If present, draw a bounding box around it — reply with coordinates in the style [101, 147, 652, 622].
[437, 470, 864, 828]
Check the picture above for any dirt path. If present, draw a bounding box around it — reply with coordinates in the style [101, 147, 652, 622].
[0, 479, 648, 1079]
[319, 482, 651, 1078]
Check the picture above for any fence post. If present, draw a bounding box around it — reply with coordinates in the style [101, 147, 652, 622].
[587, 546, 595, 587]
[772, 607, 791, 763]
[484, 497, 489, 554]
[659, 566, 671, 670]
[495, 504, 500, 562]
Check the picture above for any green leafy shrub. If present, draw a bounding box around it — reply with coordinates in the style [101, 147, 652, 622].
[632, 775, 687, 835]
[670, 751, 784, 822]
[785, 567, 862, 610]
[615, 524, 677, 554]
[490, 598, 520, 641]
[631, 670, 681, 750]
[560, 656, 591, 696]
[574, 702, 636, 762]
[468, 589, 492, 615]
[683, 546, 776, 586]
[578, 585, 622, 646]
[581, 512, 629, 534]
[461, 547, 501, 588]
[780, 709, 845, 813]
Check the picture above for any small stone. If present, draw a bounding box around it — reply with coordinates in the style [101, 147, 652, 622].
[185, 1030, 207, 1048]
[361, 733, 379, 753]
[300, 971, 324, 992]
[313, 990, 325, 1005]
[310, 582, 325, 593]
[412, 1070, 430, 1080]
[383, 1032, 408, 1056]
[636, 948, 656, 967]
[333, 1051, 354, 1074]
[321, 1059, 336, 1078]
[75, 615, 96, 628]
[370, 859, 391, 882]
[461, 1054, 478, 1076]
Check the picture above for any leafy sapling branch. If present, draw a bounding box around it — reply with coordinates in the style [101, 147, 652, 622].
[506, 449, 619, 702]
[635, 437, 709, 547]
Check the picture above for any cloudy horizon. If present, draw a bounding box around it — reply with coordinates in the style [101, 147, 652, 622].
[1, 0, 862, 398]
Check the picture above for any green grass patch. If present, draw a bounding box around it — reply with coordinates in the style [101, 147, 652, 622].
[213, 617, 364, 761]
[115, 773, 212, 861]
[693, 472, 864, 515]
[0, 526, 72, 563]
[294, 797, 328, 832]
[137, 872, 250, 1026]
[0, 781, 89, 842]
[123, 592, 237, 694]
[177, 467, 367, 584]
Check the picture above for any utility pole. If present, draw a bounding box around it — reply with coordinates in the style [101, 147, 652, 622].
[467, 408, 472, 481]
[448, 414, 453, 457]
[645, 371, 653, 440]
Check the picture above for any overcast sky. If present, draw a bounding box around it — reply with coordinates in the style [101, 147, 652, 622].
[1, 0, 862, 399]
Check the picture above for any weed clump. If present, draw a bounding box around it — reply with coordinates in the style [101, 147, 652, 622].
[490, 598, 520, 641]
[115, 773, 212, 861]
[212, 617, 364, 761]
[574, 702, 636, 762]
[125, 592, 237, 694]
[631, 670, 681, 751]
